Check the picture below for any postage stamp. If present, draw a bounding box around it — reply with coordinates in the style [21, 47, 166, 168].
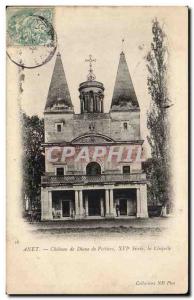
[6, 7, 57, 68]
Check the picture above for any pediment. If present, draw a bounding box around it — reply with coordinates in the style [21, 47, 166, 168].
[71, 134, 114, 145]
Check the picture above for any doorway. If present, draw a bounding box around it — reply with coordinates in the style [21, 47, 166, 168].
[62, 201, 70, 217]
[119, 199, 127, 215]
[86, 162, 101, 175]
[88, 191, 101, 216]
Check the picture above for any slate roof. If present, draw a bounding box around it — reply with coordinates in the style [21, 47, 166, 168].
[110, 52, 139, 111]
[45, 52, 73, 111]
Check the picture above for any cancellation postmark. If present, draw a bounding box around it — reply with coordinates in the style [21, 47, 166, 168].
[6, 7, 57, 68]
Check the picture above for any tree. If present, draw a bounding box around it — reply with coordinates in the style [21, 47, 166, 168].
[22, 113, 45, 213]
[146, 19, 171, 215]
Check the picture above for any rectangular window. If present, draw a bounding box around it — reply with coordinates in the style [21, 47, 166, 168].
[57, 124, 62, 132]
[123, 122, 128, 129]
[123, 166, 130, 174]
[56, 167, 64, 176]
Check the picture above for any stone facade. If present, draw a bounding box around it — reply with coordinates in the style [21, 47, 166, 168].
[41, 51, 148, 220]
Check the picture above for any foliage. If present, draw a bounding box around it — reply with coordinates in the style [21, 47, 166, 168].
[22, 112, 45, 211]
[146, 19, 171, 207]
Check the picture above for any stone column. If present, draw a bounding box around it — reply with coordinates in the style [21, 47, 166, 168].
[109, 189, 114, 216]
[101, 99, 104, 113]
[136, 188, 141, 218]
[79, 190, 84, 217]
[127, 198, 134, 216]
[105, 189, 110, 216]
[96, 96, 100, 112]
[48, 191, 53, 219]
[94, 95, 97, 112]
[85, 94, 88, 112]
[136, 186, 148, 218]
[41, 189, 45, 220]
[90, 94, 93, 112]
[41, 188, 53, 220]
[84, 96, 87, 112]
[127, 199, 130, 216]
[70, 200, 73, 218]
[85, 194, 89, 216]
[60, 199, 63, 218]
[100, 197, 104, 217]
[93, 97, 96, 112]
[99, 99, 101, 113]
[140, 185, 148, 218]
[81, 99, 84, 113]
[75, 190, 79, 217]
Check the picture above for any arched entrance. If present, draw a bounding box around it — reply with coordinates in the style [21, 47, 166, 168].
[86, 162, 101, 175]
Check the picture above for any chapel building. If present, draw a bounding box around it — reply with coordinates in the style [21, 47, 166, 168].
[41, 51, 148, 220]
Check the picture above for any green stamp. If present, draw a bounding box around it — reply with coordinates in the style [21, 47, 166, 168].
[6, 7, 57, 68]
[7, 7, 55, 46]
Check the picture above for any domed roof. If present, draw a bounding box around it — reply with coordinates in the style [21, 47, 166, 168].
[79, 80, 104, 91]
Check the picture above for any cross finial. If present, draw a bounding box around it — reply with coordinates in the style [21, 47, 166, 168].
[122, 38, 125, 52]
[85, 54, 96, 81]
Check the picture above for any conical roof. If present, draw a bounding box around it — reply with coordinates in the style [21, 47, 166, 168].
[110, 52, 139, 111]
[45, 52, 73, 111]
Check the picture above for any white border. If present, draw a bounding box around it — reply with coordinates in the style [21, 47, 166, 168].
[1, 1, 192, 299]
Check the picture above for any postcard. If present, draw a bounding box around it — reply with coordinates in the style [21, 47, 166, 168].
[6, 6, 188, 294]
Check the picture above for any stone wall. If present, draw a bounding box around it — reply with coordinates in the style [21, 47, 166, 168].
[44, 112, 74, 143]
[44, 144, 143, 174]
[44, 109, 142, 174]
[44, 110, 140, 143]
[110, 110, 140, 141]
[73, 113, 111, 138]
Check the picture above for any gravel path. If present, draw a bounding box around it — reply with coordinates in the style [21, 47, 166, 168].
[28, 217, 170, 238]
